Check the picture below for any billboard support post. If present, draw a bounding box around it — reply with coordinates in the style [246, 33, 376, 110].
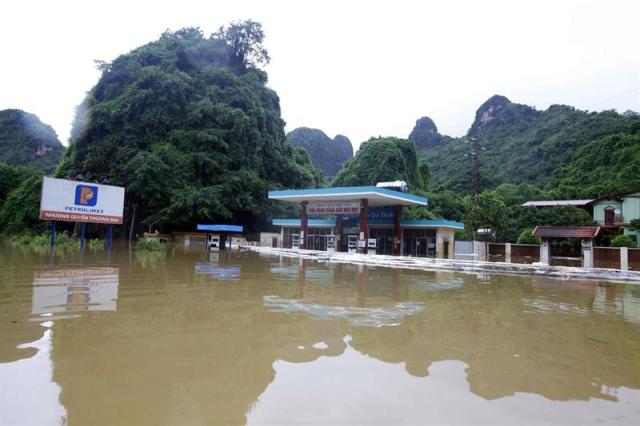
[107, 225, 113, 250]
[50, 221, 56, 248]
[80, 223, 86, 248]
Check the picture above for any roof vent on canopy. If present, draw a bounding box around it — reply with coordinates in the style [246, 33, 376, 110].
[376, 181, 408, 193]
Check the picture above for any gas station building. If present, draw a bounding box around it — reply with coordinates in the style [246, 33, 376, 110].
[268, 185, 463, 258]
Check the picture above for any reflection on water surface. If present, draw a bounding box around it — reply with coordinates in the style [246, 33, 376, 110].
[1, 244, 639, 425]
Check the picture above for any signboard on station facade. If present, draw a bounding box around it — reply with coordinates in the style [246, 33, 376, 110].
[39, 177, 125, 224]
[307, 201, 360, 215]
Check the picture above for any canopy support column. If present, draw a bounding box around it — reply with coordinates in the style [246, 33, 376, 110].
[300, 201, 308, 249]
[393, 205, 401, 256]
[336, 214, 344, 252]
[359, 199, 368, 254]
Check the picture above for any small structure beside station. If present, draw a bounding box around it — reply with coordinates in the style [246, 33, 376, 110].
[173, 224, 245, 250]
[523, 188, 640, 247]
[266, 183, 463, 258]
[532, 226, 601, 268]
[197, 224, 244, 250]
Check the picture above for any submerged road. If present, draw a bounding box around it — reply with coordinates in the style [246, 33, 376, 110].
[248, 246, 640, 283]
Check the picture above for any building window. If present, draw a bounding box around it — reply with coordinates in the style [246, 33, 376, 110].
[403, 228, 436, 257]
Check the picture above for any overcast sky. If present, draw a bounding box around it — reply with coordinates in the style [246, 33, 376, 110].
[1, 0, 638, 150]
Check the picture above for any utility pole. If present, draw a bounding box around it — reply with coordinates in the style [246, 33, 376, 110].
[464, 136, 483, 241]
[465, 137, 482, 199]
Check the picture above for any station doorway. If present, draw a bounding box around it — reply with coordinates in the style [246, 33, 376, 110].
[305, 227, 334, 251]
[403, 228, 437, 258]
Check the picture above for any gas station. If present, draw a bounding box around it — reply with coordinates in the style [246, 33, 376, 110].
[268, 182, 463, 258]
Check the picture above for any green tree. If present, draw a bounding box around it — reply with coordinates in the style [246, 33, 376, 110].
[516, 228, 541, 245]
[215, 20, 270, 68]
[58, 24, 320, 234]
[332, 137, 425, 190]
[0, 172, 46, 234]
[464, 191, 510, 239]
[0, 163, 32, 210]
[627, 218, 640, 232]
[611, 235, 636, 248]
[506, 205, 595, 243]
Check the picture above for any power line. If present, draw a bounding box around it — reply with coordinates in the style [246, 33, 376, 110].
[583, 87, 640, 110]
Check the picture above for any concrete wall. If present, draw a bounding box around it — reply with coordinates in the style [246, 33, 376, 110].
[259, 232, 280, 248]
[173, 233, 207, 246]
[436, 228, 455, 259]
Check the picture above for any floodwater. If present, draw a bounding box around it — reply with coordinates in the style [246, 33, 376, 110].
[1, 244, 640, 426]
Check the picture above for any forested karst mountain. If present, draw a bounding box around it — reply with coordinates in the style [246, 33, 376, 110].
[408, 116, 453, 150]
[287, 127, 353, 180]
[0, 109, 64, 173]
[332, 137, 428, 190]
[57, 22, 321, 233]
[423, 95, 639, 197]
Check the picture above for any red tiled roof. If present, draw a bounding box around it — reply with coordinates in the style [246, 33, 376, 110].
[522, 199, 594, 207]
[532, 226, 600, 239]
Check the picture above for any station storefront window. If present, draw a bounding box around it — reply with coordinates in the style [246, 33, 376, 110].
[306, 227, 334, 251]
[403, 228, 437, 257]
[282, 227, 334, 250]
[283, 227, 299, 248]
[369, 227, 394, 255]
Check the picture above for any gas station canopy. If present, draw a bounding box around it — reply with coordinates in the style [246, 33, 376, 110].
[196, 224, 244, 232]
[267, 186, 428, 207]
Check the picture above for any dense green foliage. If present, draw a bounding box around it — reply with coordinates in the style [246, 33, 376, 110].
[0, 172, 46, 234]
[410, 187, 596, 242]
[404, 95, 638, 243]
[507, 205, 596, 241]
[629, 219, 640, 232]
[545, 132, 640, 198]
[135, 237, 167, 252]
[287, 127, 352, 180]
[610, 235, 636, 248]
[465, 192, 510, 239]
[423, 95, 639, 197]
[0, 162, 32, 210]
[0, 109, 64, 173]
[516, 228, 541, 245]
[331, 137, 428, 190]
[58, 22, 321, 233]
[7, 232, 104, 252]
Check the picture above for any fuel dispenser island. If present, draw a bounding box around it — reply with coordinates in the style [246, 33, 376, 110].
[347, 235, 358, 254]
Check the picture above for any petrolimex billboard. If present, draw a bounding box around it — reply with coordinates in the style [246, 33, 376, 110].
[39, 177, 125, 224]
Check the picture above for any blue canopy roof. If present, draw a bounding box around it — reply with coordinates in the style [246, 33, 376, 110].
[273, 218, 336, 227]
[196, 224, 244, 232]
[268, 186, 428, 207]
[272, 218, 463, 230]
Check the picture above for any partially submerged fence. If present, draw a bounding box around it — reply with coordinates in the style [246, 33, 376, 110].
[488, 243, 506, 262]
[594, 247, 621, 269]
[510, 244, 540, 264]
[487, 243, 540, 264]
[486, 242, 640, 271]
[628, 248, 640, 271]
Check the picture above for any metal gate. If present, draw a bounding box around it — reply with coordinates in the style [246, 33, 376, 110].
[454, 240, 474, 261]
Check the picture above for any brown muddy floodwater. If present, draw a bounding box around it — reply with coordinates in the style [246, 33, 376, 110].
[1, 243, 640, 426]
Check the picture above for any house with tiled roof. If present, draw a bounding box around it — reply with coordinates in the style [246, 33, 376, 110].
[523, 188, 640, 247]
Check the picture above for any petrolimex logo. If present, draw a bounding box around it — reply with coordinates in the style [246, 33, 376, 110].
[74, 185, 98, 207]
